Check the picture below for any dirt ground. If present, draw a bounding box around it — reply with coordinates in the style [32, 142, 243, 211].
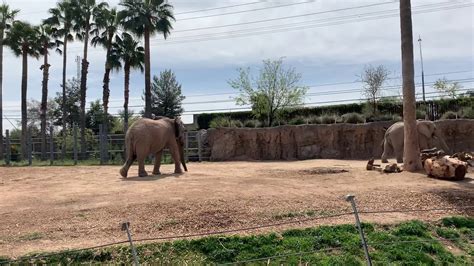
[1, 160, 473, 257]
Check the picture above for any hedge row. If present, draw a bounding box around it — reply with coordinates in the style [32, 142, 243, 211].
[196, 97, 473, 129]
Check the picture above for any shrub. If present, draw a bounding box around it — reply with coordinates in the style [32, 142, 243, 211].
[440, 111, 458, 120]
[209, 117, 231, 128]
[416, 109, 427, 119]
[231, 120, 243, 128]
[341, 113, 365, 124]
[243, 120, 261, 128]
[288, 116, 307, 125]
[319, 113, 338, 124]
[308, 115, 321, 124]
[458, 106, 474, 119]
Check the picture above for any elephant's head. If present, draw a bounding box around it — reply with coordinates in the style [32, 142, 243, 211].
[418, 121, 450, 153]
[174, 117, 188, 171]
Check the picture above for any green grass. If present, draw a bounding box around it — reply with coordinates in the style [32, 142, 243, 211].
[4, 217, 473, 265]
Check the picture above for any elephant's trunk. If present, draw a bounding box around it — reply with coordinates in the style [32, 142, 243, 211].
[179, 144, 188, 172]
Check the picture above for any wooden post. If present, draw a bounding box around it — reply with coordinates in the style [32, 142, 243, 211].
[27, 128, 32, 166]
[73, 124, 78, 165]
[5, 130, 10, 166]
[103, 124, 108, 163]
[185, 131, 189, 162]
[99, 124, 104, 165]
[49, 126, 54, 165]
[197, 131, 202, 162]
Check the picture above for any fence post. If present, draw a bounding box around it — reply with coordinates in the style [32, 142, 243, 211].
[104, 124, 109, 163]
[197, 132, 202, 162]
[5, 130, 10, 166]
[121, 222, 140, 266]
[185, 131, 189, 162]
[73, 124, 78, 165]
[49, 126, 54, 166]
[345, 195, 372, 266]
[27, 128, 32, 166]
[99, 124, 104, 165]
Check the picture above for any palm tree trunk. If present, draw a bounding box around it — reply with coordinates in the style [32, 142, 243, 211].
[80, 24, 90, 160]
[0, 28, 4, 160]
[102, 36, 113, 136]
[61, 36, 68, 160]
[144, 27, 151, 118]
[40, 46, 50, 161]
[123, 63, 130, 133]
[400, 0, 421, 171]
[21, 49, 28, 160]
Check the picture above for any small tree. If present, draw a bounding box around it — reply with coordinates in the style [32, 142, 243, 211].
[86, 100, 117, 134]
[229, 58, 308, 127]
[148, 70, 185, 118]
[51, 77, 80, 129]
[433, 77, 462, 99]
[360, 64, 390, 115]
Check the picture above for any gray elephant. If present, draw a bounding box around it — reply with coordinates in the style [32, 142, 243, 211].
[381, 120, 450, 163]
[120, 117, 188, 177]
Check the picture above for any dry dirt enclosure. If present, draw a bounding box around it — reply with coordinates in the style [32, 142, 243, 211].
[0, 160, 473, 257]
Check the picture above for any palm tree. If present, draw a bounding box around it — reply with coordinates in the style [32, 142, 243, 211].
[91, 5, 119, 135]
[44, 0, 75, 159]
[71, 0, 107, 159]
[118, 0, 175, 118]
[399, 0, 421, 171]
[111, 32, 144, 132]
[0, 4, 19, 160]
[37, 24, 61, 160]
[5, 21, 40, 160]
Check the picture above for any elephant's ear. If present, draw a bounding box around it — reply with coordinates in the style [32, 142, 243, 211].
[174, 117, 183, 138]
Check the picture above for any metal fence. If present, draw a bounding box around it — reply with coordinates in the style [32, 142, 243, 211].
[3, 195, 472, 265]
[1, 125, 208, 165]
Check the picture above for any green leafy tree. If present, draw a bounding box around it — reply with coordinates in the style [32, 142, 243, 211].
[5, 21, 40, 159]
[0, 4, 19, 159]
[86, 100, 117, 134]
[149, 70, 185, 118]
[229, 58, 308, 127]
[118, 0, 175, 118]
[433, 77, 462, 99]
[111, 32, 144, 132]
[51, 77, 81, 129]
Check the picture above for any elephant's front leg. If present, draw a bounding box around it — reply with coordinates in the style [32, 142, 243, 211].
[153, 150, 163, 175]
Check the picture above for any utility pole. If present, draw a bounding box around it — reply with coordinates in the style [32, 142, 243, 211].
[417, 35, 426, 102]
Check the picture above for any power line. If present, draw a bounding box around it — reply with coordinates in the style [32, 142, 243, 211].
[149, 2, 473, 45]
[177, 0, 318, 21]
[175, 1, 264, 15]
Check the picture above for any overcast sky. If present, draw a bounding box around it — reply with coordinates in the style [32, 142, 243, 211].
[2, 0, 473, 130]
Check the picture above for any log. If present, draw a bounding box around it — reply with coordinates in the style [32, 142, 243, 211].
[424, 156, 468, 181]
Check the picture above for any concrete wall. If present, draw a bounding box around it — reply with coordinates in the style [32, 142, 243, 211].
[205, 120, 474, 161]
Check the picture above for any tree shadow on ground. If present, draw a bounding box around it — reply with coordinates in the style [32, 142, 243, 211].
[121, 173, 183, 181]
[427, 176, 474, 216]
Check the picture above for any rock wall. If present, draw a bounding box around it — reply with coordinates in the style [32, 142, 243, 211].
[205, 120, 474, 161]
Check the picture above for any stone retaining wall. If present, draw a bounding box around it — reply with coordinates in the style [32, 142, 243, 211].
[204, 120, 474, 161]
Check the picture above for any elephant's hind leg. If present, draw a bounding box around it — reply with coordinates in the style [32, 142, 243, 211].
[153, 150, 163, 175]
[381, 139, 392, 163]
[120, 156, 134, 178]
[136, 146, 148, 177]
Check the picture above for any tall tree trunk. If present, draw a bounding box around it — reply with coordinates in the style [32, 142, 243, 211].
[80, 24, 90, 160]
[400, 0, 422, 171]
[61, 36, 68, 160]
[21, 50, 28, 160]
[123, 63, 130, 133]
[144, 27, 151, 118]
[102, 36, 112, 136]
[0, 28, 4, 160]
[40, 47, 50, 161]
